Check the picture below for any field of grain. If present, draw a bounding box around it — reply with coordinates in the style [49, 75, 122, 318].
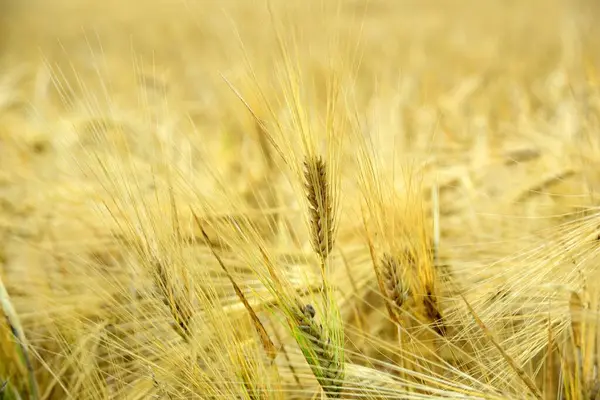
[1, 1, 600, 399]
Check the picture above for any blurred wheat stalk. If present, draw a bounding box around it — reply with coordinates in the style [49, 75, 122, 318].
[1, 0, 600, 399]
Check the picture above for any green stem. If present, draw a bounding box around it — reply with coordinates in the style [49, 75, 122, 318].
[0, 276, 39, 400]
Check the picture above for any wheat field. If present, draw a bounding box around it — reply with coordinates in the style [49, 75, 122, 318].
[1, 0, 600, 399]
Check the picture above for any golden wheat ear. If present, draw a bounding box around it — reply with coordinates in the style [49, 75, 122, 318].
[303, 155, 335, 262]
[380, 252, 410, 320]
[423, 283, 447, 336]
[151, 259, 195, 341]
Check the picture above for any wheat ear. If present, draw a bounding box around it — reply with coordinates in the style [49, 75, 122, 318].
[379, 252, 413, 387]
[423, 283, 447, 336]
[303, 156, 335, 261]
[152, 259, 194, 341]
[381, 253, 410, 320]
[292, 303, 344, 398]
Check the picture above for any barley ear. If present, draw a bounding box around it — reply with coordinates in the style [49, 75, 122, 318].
[152, 259, 194, 341]
[381, 253, 410, 320]
[303, 156, 335, 261]
[423, 284, 447, 336]
[292, 304, 344, 398]
[362, 212, 398, 324]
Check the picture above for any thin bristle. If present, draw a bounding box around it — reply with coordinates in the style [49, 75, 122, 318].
[197, 219, 278, 361]
[303, 156, 335, 260]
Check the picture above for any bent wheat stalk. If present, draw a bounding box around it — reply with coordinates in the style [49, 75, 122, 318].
[461, 293, 543, 400]
[196, 216, 279, 362]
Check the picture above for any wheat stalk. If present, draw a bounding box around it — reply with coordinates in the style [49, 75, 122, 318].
[0, 275, 39, 400]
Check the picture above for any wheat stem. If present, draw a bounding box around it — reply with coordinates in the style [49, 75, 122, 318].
[0, 276, 39, 400]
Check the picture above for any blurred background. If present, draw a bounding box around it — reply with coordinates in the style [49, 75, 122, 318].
[2, 0, 600, 288]
[2, 0, 600, 257]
